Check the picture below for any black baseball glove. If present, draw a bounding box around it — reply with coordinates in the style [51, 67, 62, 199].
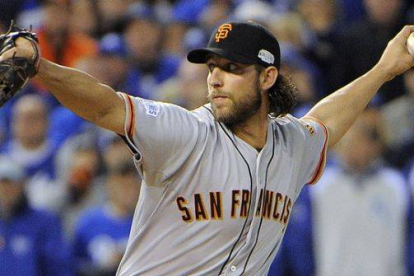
[0, 21, 40, 107]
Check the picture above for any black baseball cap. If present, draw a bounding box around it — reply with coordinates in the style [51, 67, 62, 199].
[187, 21, 281, 70]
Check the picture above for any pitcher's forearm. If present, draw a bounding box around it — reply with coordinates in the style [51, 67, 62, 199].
[306, 66, 389, 147]
[35, 59, 125, 134]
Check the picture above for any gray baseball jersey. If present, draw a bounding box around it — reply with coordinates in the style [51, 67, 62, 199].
[116, 93, 328, 276]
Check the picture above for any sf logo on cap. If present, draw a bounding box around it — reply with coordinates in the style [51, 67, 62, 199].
[215, 23, 232, 42]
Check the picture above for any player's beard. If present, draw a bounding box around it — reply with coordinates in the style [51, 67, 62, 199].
[209, 78, 262, 128]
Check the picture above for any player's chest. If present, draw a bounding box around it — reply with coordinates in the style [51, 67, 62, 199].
[174, 145, 297, 228]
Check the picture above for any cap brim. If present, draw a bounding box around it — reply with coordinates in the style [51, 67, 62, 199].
[187, 48, 256, 65]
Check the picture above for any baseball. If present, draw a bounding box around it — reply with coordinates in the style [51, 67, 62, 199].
[407, 32, 414, 56]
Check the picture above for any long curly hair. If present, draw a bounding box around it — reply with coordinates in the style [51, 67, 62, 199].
[255, 65, 298, 117]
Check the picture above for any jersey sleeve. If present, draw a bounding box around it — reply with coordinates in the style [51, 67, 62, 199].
[118, 93, 204, 181]
[296, 116, 329, 185]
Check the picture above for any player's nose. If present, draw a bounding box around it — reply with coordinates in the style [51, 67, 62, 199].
[208, 67, 224, 88]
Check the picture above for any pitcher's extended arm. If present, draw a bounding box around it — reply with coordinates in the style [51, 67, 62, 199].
[36, 59, 125, 134]
[0, 36, 125, 134]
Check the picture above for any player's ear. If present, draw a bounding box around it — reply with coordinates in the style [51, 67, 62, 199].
[260, 66, 278, 91]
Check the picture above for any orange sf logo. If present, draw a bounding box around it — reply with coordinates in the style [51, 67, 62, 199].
[215, 23, 232, 42]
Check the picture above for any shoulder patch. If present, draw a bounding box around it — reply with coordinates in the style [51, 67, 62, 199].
[140, 99, 160, 117]
[300, 120, 315, 136]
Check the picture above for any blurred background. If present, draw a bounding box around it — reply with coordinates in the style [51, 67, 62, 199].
[0, 0, 413, 275]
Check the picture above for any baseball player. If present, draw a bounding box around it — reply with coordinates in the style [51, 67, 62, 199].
[1, 21, 414, 275]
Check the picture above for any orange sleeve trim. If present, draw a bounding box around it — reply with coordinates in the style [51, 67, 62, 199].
[117, 92, 131, 137]
[125, 95, 136, 140]
[117, 92, 140, 156]
[302, 116, 329, 185]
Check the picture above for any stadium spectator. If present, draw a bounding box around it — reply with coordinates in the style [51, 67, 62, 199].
[35, 0, 98, 67]
[297, 0, 346, 95]
[327, 0, 407, 103]
[94, 0, 134, 35]
[123, 7, 181, 98]
[266, 12, 306, 51]
[0, 94, 71, 212]
[97, 32, 142, 97]
[58, 134, 106, 238]
[382, 70, 414, 169]
[73, 159, 141, 276]
[198, 0, 233, 32]
[0, 156, 73, 276]
[1, 94, 56, 179]
[69, 0, 99, 37]
[155, 58, 208, 109]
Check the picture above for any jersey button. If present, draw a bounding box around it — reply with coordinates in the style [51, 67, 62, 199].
[230, 265, 237, 272]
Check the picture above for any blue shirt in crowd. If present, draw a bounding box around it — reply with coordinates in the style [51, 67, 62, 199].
[0, 199, 73, 276]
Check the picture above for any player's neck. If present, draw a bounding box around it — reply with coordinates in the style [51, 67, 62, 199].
[231, 106, 269, 151]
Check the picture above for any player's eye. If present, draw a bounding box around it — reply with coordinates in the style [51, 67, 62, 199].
[226, 63, 241, 73]
[228, 63, 237, 70]
[207, 63, 216, 72]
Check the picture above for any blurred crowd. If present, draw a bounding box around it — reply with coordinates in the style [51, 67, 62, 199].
[0, 0, 414, 275]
